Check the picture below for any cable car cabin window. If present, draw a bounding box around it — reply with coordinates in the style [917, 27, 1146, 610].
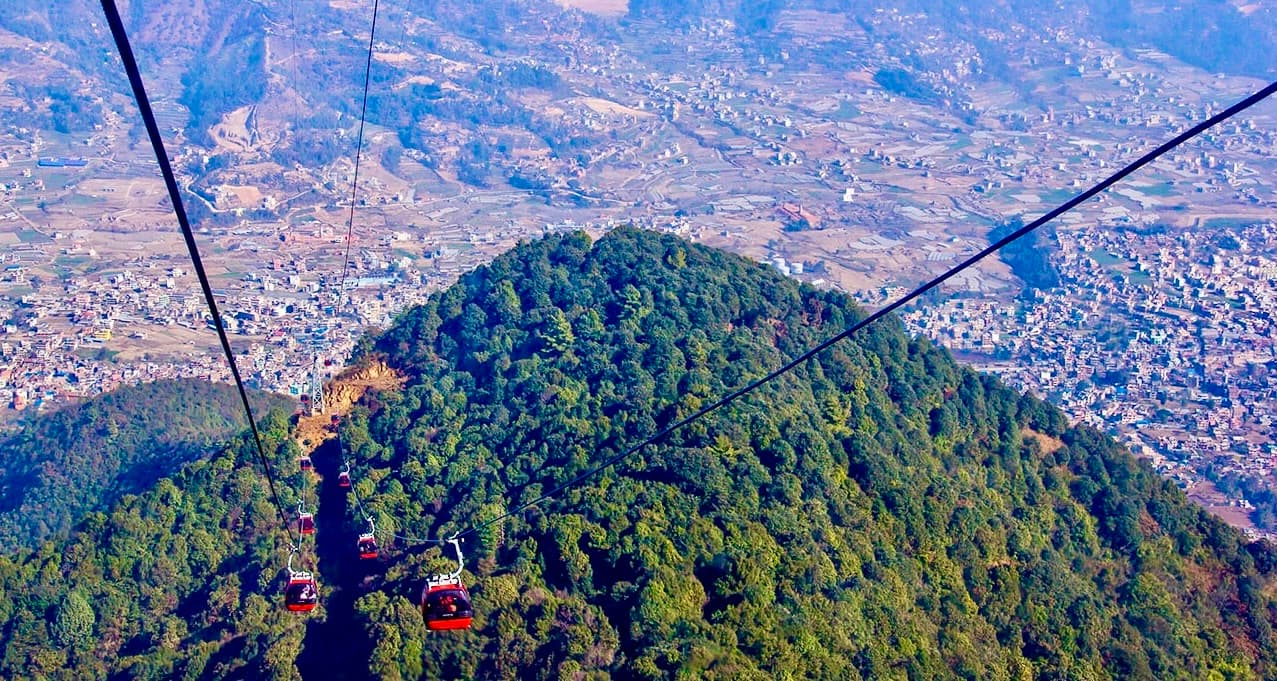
[285, 576, 319, 612]
[422, 585, 474, 630]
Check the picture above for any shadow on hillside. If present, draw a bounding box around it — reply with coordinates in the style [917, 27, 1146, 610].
[296, 437, 375, 680]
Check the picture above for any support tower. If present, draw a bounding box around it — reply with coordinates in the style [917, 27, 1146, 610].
[308, 354, 325, 416]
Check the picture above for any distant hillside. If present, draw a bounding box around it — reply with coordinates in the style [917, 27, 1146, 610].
[5, 0, 1271, 148]
[0, 378, 290, 551]
[1, 229, 1275, 679]
[626, 0, 1277, 81]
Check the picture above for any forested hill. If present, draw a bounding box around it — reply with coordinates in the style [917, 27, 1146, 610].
[341, 227, 1277, 678]
[0, 378, 290, 550]
[1, 228, 1275, 679]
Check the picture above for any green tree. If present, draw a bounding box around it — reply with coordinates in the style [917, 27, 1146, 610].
[51, 591, 95, 648]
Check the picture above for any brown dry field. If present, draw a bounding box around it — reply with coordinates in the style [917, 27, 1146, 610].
[577, 97, 653, 118]
[79, 229, 190, 258]
[219, 184, 266, 208]
[375, 51, 417, 65]
[555, 0, 628, 15]
[109, 323, 224, 360]
[775, 9, 857, 36]
[1186, 480, 1259, 532]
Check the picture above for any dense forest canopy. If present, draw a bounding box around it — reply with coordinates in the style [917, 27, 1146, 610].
[345, 228, 1277, 679]
[0, 406, 314, 679]
[0, 378, 290, 551]
[989, 216, 1061, 295]
[0, 228, 1275, 679]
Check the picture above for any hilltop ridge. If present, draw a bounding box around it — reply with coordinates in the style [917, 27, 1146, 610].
[343, 227, 1277, 679]
[0, 228, 1274, 679]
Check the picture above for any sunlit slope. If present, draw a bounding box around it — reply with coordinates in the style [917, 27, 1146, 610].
[338, 227, 1277, 679]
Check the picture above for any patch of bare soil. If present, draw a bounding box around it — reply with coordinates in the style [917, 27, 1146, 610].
[293, 359, 405, 453]
[1022, 427, 1064, 455]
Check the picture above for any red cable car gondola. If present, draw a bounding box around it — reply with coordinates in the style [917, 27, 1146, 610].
[358, 533, 379, 560]
[285, 572, 318, 612]
[423, 581, 473, 630]
[299, 512, 315, 535]
[299, 456, 314, 473]
[421, 537, 474, 631]
[338, 471, 351, 488]
[284, 553, 319, 613]
[357, 518, 378, 559]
